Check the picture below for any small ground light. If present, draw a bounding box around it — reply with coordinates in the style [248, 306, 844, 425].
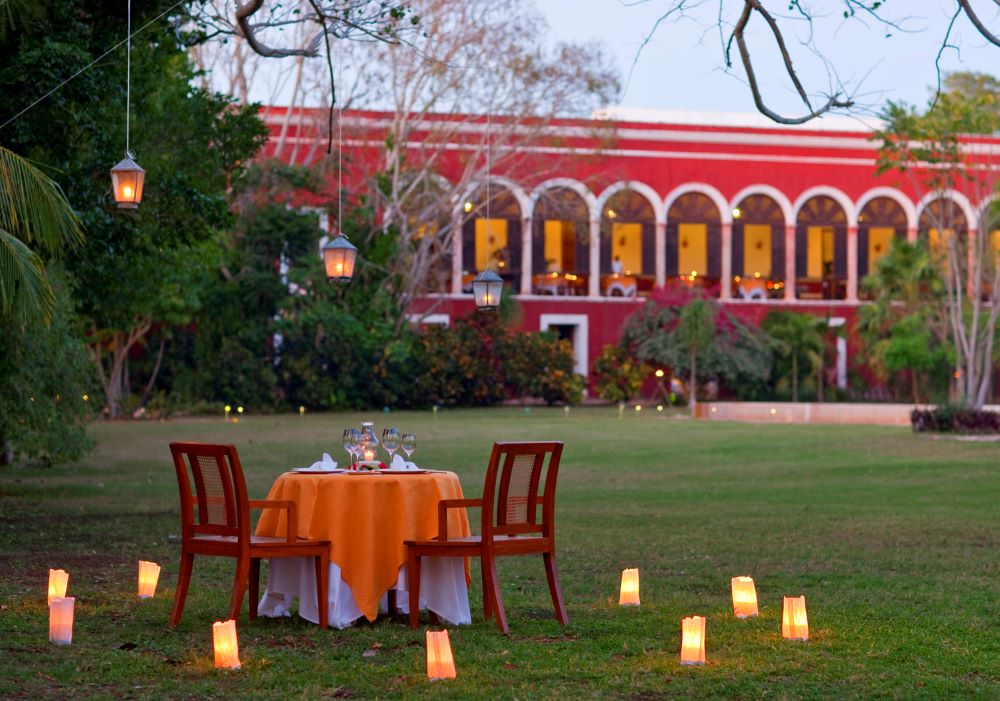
[635, 405, 642, 412]
[237, 406, 244, 414]
[49, 597, 75, 645]
[657, 405, 664, 412]
[224, 405, 231, 421]
[299, 406, 305, 416]
[48, 569, 69, 605]
[213, 620, 241, 669]
[426, 630, 456, 680]
[680, 616, 706, 665]
[770, 408, 777, 415]
[619, 568, 640, 606]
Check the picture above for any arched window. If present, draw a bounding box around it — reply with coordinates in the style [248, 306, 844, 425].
[531, 187, 590, 296]
[731, 194, 785, 299]
[601, 190, 656, 297]
[858, 197, 907, 298]
[461, 187, 523, 293]
[666, 192, 722, 296]
[796, 196, 847, 300]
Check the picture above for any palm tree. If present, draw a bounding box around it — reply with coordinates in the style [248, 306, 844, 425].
[0, 146, 83, 323]
[763, 311, 825, 402]
[676, 299, 715, 409]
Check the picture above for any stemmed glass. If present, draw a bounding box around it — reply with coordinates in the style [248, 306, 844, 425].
[382, 427, 400, 465]
[351, 429, 366, 467]
[401, 433, 416, 461]
[343, 428, 360, 466]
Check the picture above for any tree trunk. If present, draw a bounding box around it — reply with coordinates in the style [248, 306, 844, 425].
[816, 357, 824, 403]
[1, 439, 12, 466]
[688, 350, 697, 409]
[792, 352, 799, 402]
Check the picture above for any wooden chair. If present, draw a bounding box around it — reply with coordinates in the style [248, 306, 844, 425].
[168, 442, 330, 629]
[405, 441, 567, 634]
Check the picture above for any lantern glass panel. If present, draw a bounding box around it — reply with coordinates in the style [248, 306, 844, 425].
[110, 157, 145, 209]
[323, 236, 358, 283]
[472, 269, 503, 310]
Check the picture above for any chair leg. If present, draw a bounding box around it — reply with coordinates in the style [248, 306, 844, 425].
[543, 551, 569, 625]
[482, 554, 508, 634]
[228, 556, 250, 623]
[315, 553, 329, 630]
[168, 551, 194, 627]
[480, 557, 493, 621]
[407, 549, 421, 629]
[249, 559, 261, 620]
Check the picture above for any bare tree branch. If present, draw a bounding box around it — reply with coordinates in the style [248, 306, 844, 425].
[958, 0, 1000, 47]
[235, 0, 323, 57]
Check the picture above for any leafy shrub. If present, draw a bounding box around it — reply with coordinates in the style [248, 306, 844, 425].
[503, 331, 583, 405]
[592, 345, 648, 402]
[911, 406, 1000, 433]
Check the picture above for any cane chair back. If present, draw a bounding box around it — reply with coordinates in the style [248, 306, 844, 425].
[171, 442, 251, 541]
[482, 441, 562, 539]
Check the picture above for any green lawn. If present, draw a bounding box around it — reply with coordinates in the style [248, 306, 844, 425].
[2, 409, 999, 699]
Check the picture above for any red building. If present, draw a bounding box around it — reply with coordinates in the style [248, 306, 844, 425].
[263, 106, 1000, 388]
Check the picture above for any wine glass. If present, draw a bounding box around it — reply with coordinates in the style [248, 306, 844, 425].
[351, 429, 366, 466]
[401, 433, 416, 461]
[382, 427, 400, 464]
[343, 428, 360, 465]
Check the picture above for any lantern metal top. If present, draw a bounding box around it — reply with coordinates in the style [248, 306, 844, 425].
[323, 234, 358, 283]
[472, 268, 504, 311]
[111, 155, 145, 175]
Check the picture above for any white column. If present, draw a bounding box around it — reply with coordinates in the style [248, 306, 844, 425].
[846, 225, 858, 302]
[520, 216, 532, 296]
[720, 222, 732, 300]
[907, 226, 918, 244]
[784, 224, 796, 301]
[589, 218, 600, 297]
[655, 221, 666, 288]
[451, 213, 463, 295]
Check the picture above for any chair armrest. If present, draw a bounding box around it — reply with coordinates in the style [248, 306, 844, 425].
[250, 499, 298, 542]
[438, 498, 481, 541]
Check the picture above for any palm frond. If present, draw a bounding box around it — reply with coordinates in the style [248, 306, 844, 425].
[0, 146, 83, 255]
[0, 228, 55, 323]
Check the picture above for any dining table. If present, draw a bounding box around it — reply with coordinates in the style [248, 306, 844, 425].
[255, 468, 472, 629]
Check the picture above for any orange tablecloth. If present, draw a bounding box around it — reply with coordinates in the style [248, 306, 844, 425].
[255, 471, 470, 622]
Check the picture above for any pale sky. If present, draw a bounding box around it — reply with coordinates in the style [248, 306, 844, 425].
[534, 0, 1000, 121]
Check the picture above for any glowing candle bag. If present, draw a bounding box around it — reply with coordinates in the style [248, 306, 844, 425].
[679, 615, 706, 666]
[212, 620, 242, 669]
[49, 597, 75, 645]
[619, 568, 640, 606]
[137, 560, 161, 598]
[426, 630, 456, 680]
[782, 595, 809, 641]
[731, 576, 758, 618]
[48, 569, 69, 605]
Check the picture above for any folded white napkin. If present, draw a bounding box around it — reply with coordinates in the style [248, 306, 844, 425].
[390, 454, 419, 471]
[306, 453, 338, 471]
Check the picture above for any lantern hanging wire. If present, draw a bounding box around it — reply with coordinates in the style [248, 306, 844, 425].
[472, 107, 503, 311]
[323, 30, 358, 284]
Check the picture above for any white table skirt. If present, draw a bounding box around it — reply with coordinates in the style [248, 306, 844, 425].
[258, 556, 471, 629]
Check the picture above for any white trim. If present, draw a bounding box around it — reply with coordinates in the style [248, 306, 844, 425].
[456, 176, 531, 218]
[793, 186, 857, 227]
[664, 182, 732, 225]
[407, 313, 450, 327]
[539, 314, 589, 376]
[528, 178, 597, 222]
[855, 187, 917, 230]
[977, 192, 1000, 229]
[915, 189, 978, 230]
[595, 181, 665, 224]
[730, 185, 794, 224]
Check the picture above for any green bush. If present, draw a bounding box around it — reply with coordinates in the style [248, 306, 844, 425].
[0, 278, 95, 465]
[591, 345, 649, 403]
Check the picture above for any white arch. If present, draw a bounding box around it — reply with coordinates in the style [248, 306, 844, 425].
[528, 178, 598, 221]
[729, 184, 794, 225]
[855, 187, 916, 230]
[792, 186, 857, 227]
[663, 182, 731, 225]
[976, 192, 1000, 231]
[915, 189, 978, 230]
[595, 180, 665, 224]
[454, 176, 531, 219]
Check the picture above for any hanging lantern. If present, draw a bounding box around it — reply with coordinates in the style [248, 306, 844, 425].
[679, 615, 706, 666]
[425, 630, 456, 680]
[323, 235, 358, 283]
[49, 597, 75, 645]
[618, 568, 640, 606]
[212, 620, 242, 669]
[472, 268, 503, 310]
[110, 155, 145, 209]
[731, 576, 758, 618]
[137, 560, 161, 599]
[782, 595, 809, 641]
[48, 569, 69, 605]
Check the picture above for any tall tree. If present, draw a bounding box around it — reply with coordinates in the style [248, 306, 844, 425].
[676, 299, 715, 409]
[0, 0, 267, 417]
[875, 72, 1000, 408]
[762, 311, 826, 403]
